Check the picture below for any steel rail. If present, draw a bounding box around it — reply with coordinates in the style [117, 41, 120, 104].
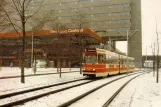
[0, 79, 98, 107]
[0, 77, 87, 99]
[0, 69, 147, 107]
[0, 70, 141, 99]
[57, 71, 150, 107]
[102, 73, 148, 107]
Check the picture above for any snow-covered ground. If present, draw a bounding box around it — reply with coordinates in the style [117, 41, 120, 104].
[0, 67, 79, 77]
[109, 69, 161, 107]
[0, 67, 161, 107]
[0, 67, 82, 93]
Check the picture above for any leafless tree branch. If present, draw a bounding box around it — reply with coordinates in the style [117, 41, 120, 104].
[0, 3, 21, 36]
[13, 0, 22, 16]
[24, 0, 32, 10]
[25, 0, 45, 22]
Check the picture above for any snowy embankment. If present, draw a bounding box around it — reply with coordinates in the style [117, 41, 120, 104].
[17, 73, 139, 107]
[0, 67, 81, 94]
[0, 68, 160, 107]
[109, 69, 161, 107]
[0, 67, 79, 77]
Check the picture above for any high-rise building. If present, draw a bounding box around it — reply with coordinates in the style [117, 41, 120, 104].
[0, 0, 142, 67]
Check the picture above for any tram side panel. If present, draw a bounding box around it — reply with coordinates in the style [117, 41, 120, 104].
[82, 48, 135, 78]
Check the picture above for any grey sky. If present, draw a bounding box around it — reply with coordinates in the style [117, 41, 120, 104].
[116, 0, 161, 55]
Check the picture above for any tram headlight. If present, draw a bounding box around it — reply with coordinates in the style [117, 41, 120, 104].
[83, 68, 86, 71]
[93, 69, 95, 71]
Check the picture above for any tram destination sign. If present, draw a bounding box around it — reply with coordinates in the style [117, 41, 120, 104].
[85, 48, 96, 52]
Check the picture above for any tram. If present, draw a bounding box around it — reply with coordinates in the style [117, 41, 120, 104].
[82, 48, 135, 77]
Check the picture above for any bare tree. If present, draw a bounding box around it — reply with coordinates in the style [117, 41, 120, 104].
[29, 9, 56, 74]
[0, 41, 3, 71]
[156, 19, 160, 83]
[72, 13, 86, 74]
[52, 23, 68, 77]
[150, 43, 156, 77]
[0, 0, 55, 83]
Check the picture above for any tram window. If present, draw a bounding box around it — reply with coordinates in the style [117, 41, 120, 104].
[98, 54, 102, 63]
[105, 55, 108, 64]
[106, 55, 112, 64]
[120, 57, 124, 64]
[112, 56, 118, 64]
[84, 55, 97, 64]
[98, 54, 106, 64]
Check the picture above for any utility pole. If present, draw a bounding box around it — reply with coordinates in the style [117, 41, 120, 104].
[126, 29, 129, 73]
[146, 46, 147, 70]
[31, 29, 34, 68]
[155, 17, 159, 83]
[153, 43, 155, 77]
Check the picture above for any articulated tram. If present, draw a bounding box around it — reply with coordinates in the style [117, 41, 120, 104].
[82, 48, 135, 77]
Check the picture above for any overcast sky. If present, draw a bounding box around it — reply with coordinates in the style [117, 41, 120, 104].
[116, 0, 161, 55]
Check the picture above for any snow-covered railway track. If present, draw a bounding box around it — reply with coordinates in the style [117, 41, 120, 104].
[58, 71, 150, 107]
[0, 71, 79, 80]
[102, 73, 144, 107]
[0, 70, 148, 107]
[0, 78, 96, 107]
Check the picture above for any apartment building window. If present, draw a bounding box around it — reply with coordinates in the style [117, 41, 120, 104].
[93, 6, 103, 10]
[110, 20, 130, 24]
[93, 13, 110, 17]
[118, 28, 129, 31]
[78, 7, 88, 11]
[60, 16, 71, 20]
[80, 0, 91, 2]
[35, 0, 44, 1]
[119, 12, 130, 15]
[93, 4, 130, 10]
[74, 8, 77, 11]
[93, 0, 111, 1]
[64, 1, 76, 5]
[61, 9, 74, 13]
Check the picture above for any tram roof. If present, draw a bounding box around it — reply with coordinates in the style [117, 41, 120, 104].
[96, 48, 134, 60]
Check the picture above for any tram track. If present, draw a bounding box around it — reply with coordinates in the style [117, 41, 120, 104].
[0, 70, 148, 107]
[0, 78, 97, 107]
[102, 70, 152, 107]
[102, 73, 144, 107]
[58, 70, 150, 107]
[0, 78, 87, 100]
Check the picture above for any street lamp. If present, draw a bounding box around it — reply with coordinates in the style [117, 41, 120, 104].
[31, 29, 34, 68]
[31, 0, 34, 68]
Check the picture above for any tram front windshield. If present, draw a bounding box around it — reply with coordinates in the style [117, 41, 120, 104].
[84, 55, 97, 64]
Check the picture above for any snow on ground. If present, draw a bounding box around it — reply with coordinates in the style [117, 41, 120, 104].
[0, 67, 79, 77]
[0, 67, 82, 94]
[69, 73, 141, 107]
[109, 69, 161, 107]
[0, 68, 161, 107]
[22, 73, 132, 107]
